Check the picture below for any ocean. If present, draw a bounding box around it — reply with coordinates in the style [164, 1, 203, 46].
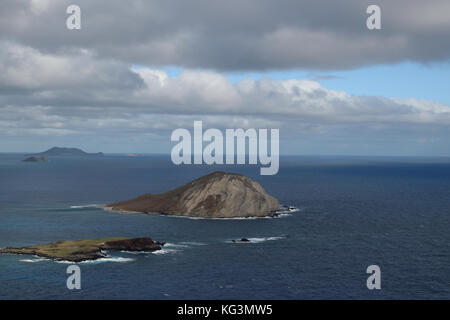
[0, 154, 449, 299]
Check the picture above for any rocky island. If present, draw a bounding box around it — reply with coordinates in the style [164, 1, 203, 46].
[0, 237, 162, 262]
[26, 147, 104, 157]
[106, 171, 279, 218]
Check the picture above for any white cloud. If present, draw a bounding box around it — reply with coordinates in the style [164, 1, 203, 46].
[1, 42, 449, 154]
[30, 0, 50, 15]
[131, 67, 450, 126]
[0, 41, 143, 90]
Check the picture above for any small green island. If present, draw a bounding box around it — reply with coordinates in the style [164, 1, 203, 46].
[0, 237, 163, 262]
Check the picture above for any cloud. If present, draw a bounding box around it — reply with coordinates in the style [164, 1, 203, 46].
[1, 1, 450, 155]
[30, 0, 50, 15]
[1, 42, 449, 150]
[1, 0, 450, 71]
[0, 41, 143, 91]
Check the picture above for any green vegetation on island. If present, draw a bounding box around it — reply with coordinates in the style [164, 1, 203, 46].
[0, 237, 162, 262]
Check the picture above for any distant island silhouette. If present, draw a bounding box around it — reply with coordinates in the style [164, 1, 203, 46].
[26, 147, 104, 157]
[23, 156, 48, 162]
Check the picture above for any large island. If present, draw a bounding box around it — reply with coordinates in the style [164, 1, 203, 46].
[106, 171, 279, 218]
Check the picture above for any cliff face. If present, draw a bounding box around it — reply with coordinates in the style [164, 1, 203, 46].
[107, 171, 279, 218]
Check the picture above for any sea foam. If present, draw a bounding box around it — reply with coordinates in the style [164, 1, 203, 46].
[69, 204, 101, 209]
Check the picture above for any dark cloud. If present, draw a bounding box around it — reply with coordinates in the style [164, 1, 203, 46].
[1, 0, 449, 71]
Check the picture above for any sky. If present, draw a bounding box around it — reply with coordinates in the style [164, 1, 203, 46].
[1, 0, 450, 156]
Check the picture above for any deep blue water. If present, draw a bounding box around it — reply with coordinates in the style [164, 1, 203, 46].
[0, 154, 449, 299]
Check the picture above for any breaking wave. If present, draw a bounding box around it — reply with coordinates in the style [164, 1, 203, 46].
[164, 207, 299, 220]
[55, 256, 135, 264]
[151, 248, 179, 255]
[149, 242, 193, 255]
[20, 257, 49, 263]
[119, 242, 194, 256]
[227, 235, 287, 244]
[246, 236, 285, 243]
[69, 204, 101, 209]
